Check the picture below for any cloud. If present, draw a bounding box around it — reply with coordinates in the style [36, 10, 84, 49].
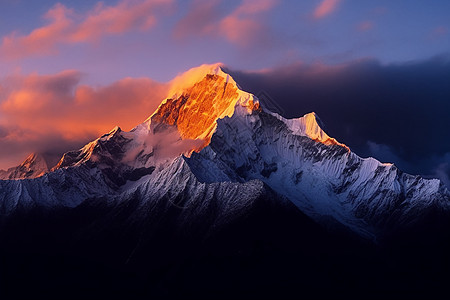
[173, 0, 221, 38]
[227, 54, 450, 182]
[220, 0, 278, 46]
[173, 0, 277, 47]
[433, 159, 450, 188]
[430, 26, 448, 40]
[365, 141, 411, 171]
[0, 0, 173, 59]
[166, 62, 223, 97]
[144, 128, 205, 160]
[357, 21, 374, 32]
[70, 0, 173, 42]
[0, 4, 73, 58]
[366, 141, 450, 188]
[0, 70, 168, 169]
[313, 0, 341, 19]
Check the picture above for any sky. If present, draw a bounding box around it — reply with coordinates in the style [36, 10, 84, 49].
[0, 0, 449, 185]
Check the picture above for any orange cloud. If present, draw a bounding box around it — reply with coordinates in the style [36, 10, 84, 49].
[0, 4, 73, 58]
[0, 71, 168, 168]
[174, 0, 277, 47]
[1, 71, 168, 138]
[0, 0, 173, 59]
[313, 0, 341, 19]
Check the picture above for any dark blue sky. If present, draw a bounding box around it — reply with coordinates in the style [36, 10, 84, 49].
[0, 0, 449, 84]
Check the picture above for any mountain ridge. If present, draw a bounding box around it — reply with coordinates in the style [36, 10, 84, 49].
[2, 63, 450, 299]
[0, 153, 49, 180]
[0, 64, 449, 240]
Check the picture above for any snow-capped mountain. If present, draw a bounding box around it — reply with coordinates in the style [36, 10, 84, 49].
[0, 63, 449, 240]
[3, 63, 450, 299]
[0, 153, 49, 180]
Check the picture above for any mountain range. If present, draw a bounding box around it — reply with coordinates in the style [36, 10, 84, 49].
[1, 64, 450, 299]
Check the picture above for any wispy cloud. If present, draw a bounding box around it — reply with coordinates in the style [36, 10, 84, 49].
[0, 0, 173, 59]
[173, 0, 220, 38]
[430, 26, 448, 39]
[357, 21, 374, 32]
[220, 0, 277, 46]
[173, 0, 277, 47]
[313, 0, 341, 19]
[0, 4, 73, 58]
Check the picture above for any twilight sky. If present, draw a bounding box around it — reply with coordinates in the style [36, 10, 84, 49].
[0, 0, 449, 185]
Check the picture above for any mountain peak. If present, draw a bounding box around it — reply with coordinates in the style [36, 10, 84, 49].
[141, 64, 352, 156]
[271, 111, 350, 151]
[22, 152, 46, 166]
[0, 152, 49, 180]
[166, 63, 226, 98]
[101, 126, 122, 139]
[145, 64, 259, 150]
[301, 112, 349, 149]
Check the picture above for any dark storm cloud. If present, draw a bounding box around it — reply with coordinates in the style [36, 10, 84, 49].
[226, 54, 450, 183]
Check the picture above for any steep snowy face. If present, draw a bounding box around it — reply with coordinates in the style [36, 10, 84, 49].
[146, 64, 260, 150]
[186, 106, 450, 238]
[0, 153, 49, 180]
[279, 112, 349, 150]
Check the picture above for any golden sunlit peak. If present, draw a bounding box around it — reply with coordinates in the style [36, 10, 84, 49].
[167, 62, 226, 98]
[107, 126, 121, 135]
[277, 112, 350, 151]
[146, 64, 260, 154]
[146, 62, 258, 124]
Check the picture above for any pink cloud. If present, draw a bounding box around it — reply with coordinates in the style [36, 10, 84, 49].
[357, 21, 374, 32]
[233, 0, 278, 15]
[0, 0, 173, 59]
[313, 0, 341, 19]
[173, 0, 220, 38]
[219, 0, 277, 46]
[0, 71, 169, 169]
[0, 4, 73, 58]
[219, 15, 262, 46]
[173, 0, 277, 47]
[70, 0, 172, 42]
